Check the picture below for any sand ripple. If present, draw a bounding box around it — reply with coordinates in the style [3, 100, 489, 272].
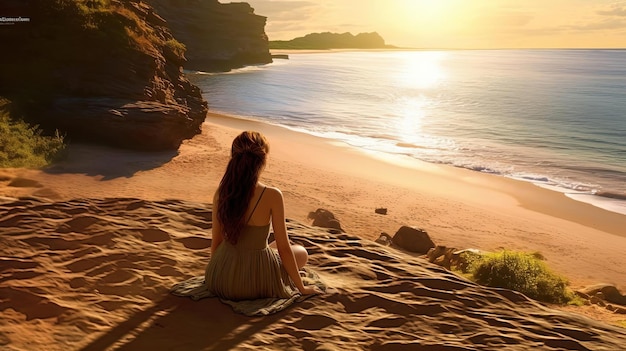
[1, 197, 625, 350]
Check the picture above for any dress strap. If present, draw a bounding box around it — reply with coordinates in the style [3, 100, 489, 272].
[246, 186, 267, 223]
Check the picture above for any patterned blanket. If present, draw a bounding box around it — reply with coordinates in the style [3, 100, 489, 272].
[170, 268, 326, 316]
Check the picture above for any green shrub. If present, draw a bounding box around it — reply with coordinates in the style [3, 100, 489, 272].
[164, 39, 186, 57]
[0, 100, 66, 168]
[470, 250, 571, 304]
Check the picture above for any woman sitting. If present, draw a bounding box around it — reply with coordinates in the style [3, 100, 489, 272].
[205, 131, 320, 300]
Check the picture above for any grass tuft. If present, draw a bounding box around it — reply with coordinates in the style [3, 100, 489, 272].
[0, 99, 66, 168]
[468, 250, 573, 304]
[164, 39, 186, 57]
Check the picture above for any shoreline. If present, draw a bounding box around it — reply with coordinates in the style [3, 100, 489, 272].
[194, 50, 626, 219]
[210, 105, 626, 219]
[2, 110, 624, 293]
[206, 112, 626, 239]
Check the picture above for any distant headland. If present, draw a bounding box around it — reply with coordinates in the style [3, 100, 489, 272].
[269, 32, 396, 50]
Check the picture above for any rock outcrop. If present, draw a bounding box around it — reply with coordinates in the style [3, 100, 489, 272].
[145, 0, 272, 72]
[0, 0, 207, 150]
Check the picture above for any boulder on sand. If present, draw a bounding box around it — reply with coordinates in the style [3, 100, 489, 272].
[392, 225, 435, 254]
[307, 208, 344, 233]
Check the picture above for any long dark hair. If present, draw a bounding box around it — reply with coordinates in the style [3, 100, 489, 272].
[217, 131, 269, 244]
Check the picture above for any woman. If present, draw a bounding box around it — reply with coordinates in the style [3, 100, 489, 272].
[205, 131, 320, 300]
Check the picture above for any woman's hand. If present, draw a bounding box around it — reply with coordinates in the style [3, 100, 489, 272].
[299, 285, 322, 295]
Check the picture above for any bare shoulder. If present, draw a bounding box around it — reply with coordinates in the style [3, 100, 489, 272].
[264, 186, 284, 202]
[265, 186, 283, 198]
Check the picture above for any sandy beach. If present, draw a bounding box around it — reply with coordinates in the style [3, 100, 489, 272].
[2, 112, 626, 350]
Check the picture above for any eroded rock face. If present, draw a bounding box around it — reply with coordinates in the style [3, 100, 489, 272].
[0, 0, 207, 150]
[145, 0, 272, 72]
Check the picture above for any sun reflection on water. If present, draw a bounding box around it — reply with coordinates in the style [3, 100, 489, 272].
[392, 52, 447, 148]
[395, 51, 447, 90]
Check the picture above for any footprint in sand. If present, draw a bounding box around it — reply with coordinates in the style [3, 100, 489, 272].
[291, 313, 337, 330]
[139, 228, 171, 242]
[56, 214, 101, 233]
[32, 188, 61, 199]
[0, 287, 69, 320]
[175, 236, 211, 249]
[0, 258, 42, 282]
[7, 178, 43, 188]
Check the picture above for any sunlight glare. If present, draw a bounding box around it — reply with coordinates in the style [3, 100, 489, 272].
[395, 96, 428, 145]
[392, 0, 459, 27]
[403, 0, 450, 16]
[396, 52, 446, 90]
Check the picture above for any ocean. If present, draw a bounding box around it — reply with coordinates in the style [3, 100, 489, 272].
[187, 50, 626, 215]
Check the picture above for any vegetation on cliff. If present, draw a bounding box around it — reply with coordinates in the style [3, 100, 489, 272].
[269, 32, 393, 50]
[0, 0, 207, 151]
[0, 99, 65, 168]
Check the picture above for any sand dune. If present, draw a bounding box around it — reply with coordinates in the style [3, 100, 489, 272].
[1, 196, 625, 351]
[2, 113, 626, 349]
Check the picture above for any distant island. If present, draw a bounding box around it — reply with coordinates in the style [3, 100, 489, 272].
[269, 32, 396, 50]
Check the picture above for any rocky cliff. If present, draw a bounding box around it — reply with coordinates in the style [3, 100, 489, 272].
[0, 0, 208, 151]
[145, 0, 272, 72]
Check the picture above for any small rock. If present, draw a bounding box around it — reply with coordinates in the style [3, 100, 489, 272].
[375, 232, 392, 246]
[578, 284, 626, 306]
[590, 296, 606, 307]
[308, 209, 344, 233]
[613, 306, 626, 314]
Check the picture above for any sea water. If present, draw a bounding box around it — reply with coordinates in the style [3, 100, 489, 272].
[187, 50, 626, 215]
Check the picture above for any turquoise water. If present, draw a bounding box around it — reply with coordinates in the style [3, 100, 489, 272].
[188, 50, 626, 215]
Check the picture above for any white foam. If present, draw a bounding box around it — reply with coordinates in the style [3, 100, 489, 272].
[566, 193, 626, 216]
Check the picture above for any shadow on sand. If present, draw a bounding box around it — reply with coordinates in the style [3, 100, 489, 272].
[79, 294, 290, 351]
[43, 143, 178, 180]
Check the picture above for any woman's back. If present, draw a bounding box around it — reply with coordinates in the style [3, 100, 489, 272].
[207, 131, 318, 299]
[243, 184, 273, 227]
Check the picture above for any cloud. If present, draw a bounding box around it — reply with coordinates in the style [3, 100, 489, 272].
[480, 11, 534, 28]
[597, 2, 626, 16]
[247, 0, 325, 39]
[563, 18, 626, 31]
[461, 9, 535, 39]
[248, 1, 319, 20]
[249, 0, 355, 40]
[502, 2, 626, 39]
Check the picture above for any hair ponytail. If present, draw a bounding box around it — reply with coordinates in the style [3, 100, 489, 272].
[217, 131, 269, 244]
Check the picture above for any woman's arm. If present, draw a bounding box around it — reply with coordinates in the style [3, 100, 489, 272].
[269, 188, 317, 295]
[211, 191, 224, 254]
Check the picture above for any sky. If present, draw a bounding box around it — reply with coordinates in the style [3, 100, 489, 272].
[245, 0, 626, 49]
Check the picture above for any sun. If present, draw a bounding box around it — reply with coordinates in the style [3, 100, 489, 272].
[410, 0, 450, 15]
[386, 0, 468, 32]
[397, 0, 455, 20]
